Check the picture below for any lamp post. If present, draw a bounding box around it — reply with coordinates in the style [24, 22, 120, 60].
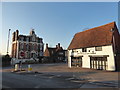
[7, 29, 11, 55]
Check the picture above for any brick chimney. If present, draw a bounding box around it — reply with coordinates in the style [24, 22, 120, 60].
[12, 32, 15, 41]
[58, 43, 60, 49]
[56, 45, 58, 48]
[46, 43, 48, 48]
[15, 30, 19, 40]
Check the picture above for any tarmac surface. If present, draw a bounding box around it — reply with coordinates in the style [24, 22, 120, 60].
[2, 63, 119, 88]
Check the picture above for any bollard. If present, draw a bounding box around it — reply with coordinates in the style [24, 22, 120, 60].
[15, 64, 19, 71]
[28, 64, 32, 72]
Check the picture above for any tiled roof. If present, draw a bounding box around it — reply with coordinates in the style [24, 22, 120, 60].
[48, 48, 56, 52]
[68, 22, 118, 50]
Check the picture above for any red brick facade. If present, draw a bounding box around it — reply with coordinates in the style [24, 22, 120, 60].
[11, 29, 44, 59]
[44, 43, 66, 62]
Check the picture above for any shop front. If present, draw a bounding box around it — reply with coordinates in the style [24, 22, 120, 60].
[89, 55, 109, 70]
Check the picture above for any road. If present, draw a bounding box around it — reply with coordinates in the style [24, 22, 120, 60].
[2, 63, 119, 89]
[2, 71, 88, 88]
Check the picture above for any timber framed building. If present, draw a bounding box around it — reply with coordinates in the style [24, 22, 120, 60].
[68, 22, 120, 71]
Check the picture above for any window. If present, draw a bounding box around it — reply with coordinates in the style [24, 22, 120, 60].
[59, 52, 63, 55]
[38, 39, 40, 43]
[26, 37, 29, 42]
[32, 44, 34, 50]
[95, 46, 102, 51]
[21, 37, 24, 41]
[23, 37, 26, 41]
[32, 35, 36, 42]
[21, 43, 24, 50]
[51, 51, 54, 54]
[82, 48, 87, 52]
[26, 44, 29, 51]
[19, 37, 23, 41]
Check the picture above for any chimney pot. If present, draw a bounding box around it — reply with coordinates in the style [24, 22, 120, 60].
[56, 45, 58, 48]
[46, 43, 48, 48]
[58, 43, 60, 48]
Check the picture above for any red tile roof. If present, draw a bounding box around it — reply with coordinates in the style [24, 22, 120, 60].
[68, 22, 118, 50]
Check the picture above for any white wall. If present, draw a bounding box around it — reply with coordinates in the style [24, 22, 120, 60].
[68, 45, 116, 71]
[68, 50, 72, 68]
[82, 55, 90, 68]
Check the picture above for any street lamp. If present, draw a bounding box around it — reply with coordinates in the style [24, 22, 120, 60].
[6, 29, 11, 55]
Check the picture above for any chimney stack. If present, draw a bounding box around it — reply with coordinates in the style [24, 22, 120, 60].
[15, 30, 19, 40]
[58, 43, 60, 48]
[46, 43, 48, 48]
[12, 32, 15, 41]
[56, 45, 58, 48]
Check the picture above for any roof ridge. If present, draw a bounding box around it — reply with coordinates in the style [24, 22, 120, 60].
[76, 21, 115, 35]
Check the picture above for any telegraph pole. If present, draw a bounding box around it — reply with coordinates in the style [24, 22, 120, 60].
[7, 29, 11, 55]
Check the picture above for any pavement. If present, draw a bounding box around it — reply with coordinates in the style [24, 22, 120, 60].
[2, 63, 119, 88]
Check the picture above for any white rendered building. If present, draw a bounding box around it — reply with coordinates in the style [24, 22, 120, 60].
[68, 22, 120, 71]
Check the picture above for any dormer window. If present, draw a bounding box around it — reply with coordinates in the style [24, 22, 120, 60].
[32, 36, 36, 41]
[82, 48, 87, 52]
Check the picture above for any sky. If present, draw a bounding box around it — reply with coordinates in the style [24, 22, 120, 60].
[1, 2, 118, 55]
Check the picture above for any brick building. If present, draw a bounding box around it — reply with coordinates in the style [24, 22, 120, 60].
[44, 43, 66, 63]
[11, 29, 44, 61]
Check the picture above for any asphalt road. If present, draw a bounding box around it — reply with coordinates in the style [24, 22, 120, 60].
[2, 71, 85, 88]
[2, 63, 118, 89]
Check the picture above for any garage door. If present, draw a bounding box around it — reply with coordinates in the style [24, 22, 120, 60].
[90, 57, 107, 70]
[71, 57, 82, 67]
